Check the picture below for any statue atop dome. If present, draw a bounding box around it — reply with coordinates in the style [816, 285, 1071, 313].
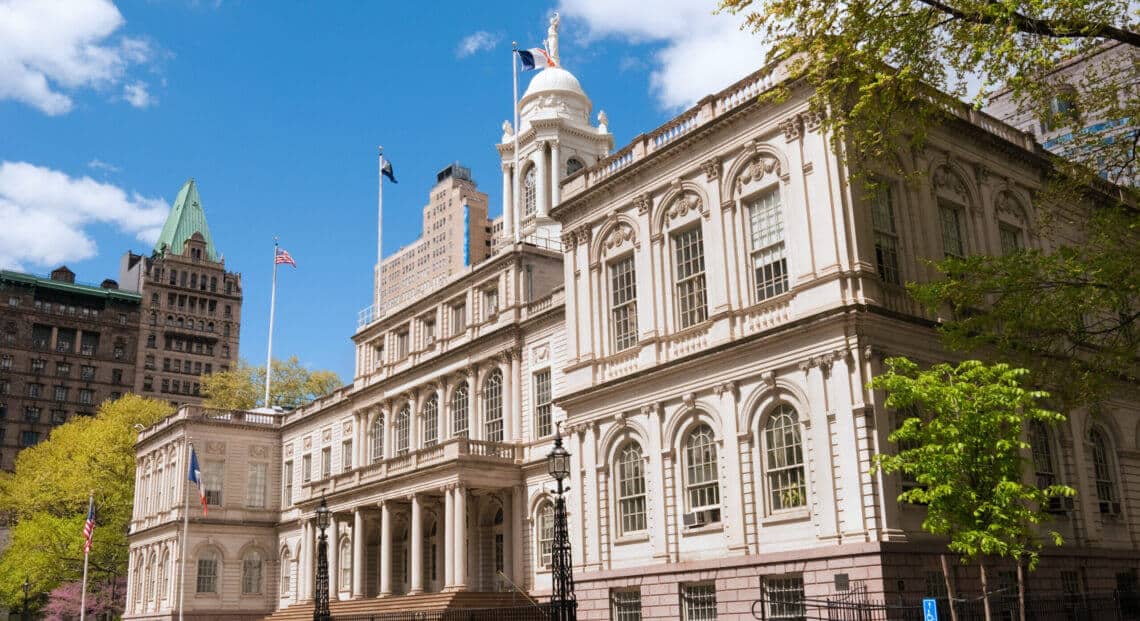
[546, 12, 561, 66]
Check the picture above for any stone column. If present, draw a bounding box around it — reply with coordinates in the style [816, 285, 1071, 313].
[301, 520, 312, 600]
[551, 140, 561, 210]
[328, 515, 339, 597]
[352, 508, 364, 597]
[436, 385, 447, 443]
[453, 486, 467, 590]
[501, 357, 514, 442]
[443, 485, 455, 589]
[501, 489, 514, 582]
[379, 500, 392, 596]
[535, 142, 549, 218]
[511, 351, 521, 442]
[409, 494, 424, 594]
[502, 163, 514, 244]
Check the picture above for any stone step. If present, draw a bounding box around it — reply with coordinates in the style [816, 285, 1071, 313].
[260, 591, 541, 621]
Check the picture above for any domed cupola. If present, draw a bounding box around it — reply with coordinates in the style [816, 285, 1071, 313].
[495, 13, 614, 244]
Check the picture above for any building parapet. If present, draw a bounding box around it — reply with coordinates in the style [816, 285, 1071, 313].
[137, 404, 282, 444]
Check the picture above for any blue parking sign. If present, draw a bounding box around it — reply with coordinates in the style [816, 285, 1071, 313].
[923, 598, 939, 621]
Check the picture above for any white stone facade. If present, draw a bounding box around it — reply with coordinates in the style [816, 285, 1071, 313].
[126, 56, 1140, 621]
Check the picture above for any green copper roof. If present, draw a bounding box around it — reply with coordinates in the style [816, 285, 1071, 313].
[153, 179, 219, 261]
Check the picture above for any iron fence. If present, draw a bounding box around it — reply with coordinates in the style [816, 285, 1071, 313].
[334, 603, 553, 621]
[752, 591, 1139, 621]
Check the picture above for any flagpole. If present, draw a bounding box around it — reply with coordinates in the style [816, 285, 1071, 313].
[79, 491, 93, 621]
[511, 42, 521, 244]
[264, 239, 279, 407]
[376, 146, 384, 311]
[178, 439, 192, 621]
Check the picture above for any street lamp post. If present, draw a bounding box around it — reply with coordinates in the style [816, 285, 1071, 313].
[313, 496, 331, 621]
[21, 577, 30, 621]
[547, 427, 577, 621]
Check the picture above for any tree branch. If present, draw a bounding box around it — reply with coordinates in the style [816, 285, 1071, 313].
[914, 0, 1140, 47]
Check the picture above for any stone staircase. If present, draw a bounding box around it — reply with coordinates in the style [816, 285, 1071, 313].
[260, 591, 542, 621]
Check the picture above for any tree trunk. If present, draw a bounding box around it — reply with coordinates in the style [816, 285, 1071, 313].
[1017, 562, 1027, 621]
[980, 560, 993, 621]
[942, 554, 960, 621]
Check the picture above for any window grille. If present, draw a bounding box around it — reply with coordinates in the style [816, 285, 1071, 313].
[673, 227, 708, 328]
[748, 191, 789, 299]
[681, 583, 718, 621]
[612, 589, 642, 621]
[763, 575, 806, 621]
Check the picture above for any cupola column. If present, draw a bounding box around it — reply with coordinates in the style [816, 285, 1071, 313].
[501, 163, 514, 244]
[535, 141, 549, 219]
[550, 140, 561, 210]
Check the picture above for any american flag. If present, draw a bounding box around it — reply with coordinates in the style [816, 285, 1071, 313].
[82, 501, 95, 555]
[275, 247, 297, 268]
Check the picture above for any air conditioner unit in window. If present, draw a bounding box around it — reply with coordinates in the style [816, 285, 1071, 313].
[682, 508, 721, 528]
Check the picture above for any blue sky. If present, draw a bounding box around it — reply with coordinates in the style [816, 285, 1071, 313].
[0, 0, 765, 382]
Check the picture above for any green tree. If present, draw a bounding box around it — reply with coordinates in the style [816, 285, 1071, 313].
[871, 358, 1074, 620]
[0, 395, 172, 611]
[201, 356, 342, 410]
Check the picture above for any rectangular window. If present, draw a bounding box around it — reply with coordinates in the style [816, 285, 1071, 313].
[612, 589, 642, 621]
[20, 430, 41, 447]
[79, 389, 94, 405]
[55, 362, 70, 376]
[681, 583, 718, 621]
[999, 223, 1023, 255]
[24, 406, 41, 422]
[342, 440, 353, 472]
[31, 358, 45, 372]
[247, 462, 267, 509]
[763, 575, 806, 621]
[26, 383, 41, 398]
[196, 558, 217, 593]
[673, 227, 708, 328]
[204, 460, 224, 506]
[302, 454, 312, 483]
[533, 370, 553, 438]
[395, 330, 409, 359]
[939, 203, 965, 258]
[80, 366, 95, 381]
[423, 318, 436, 345]
[0, 355, 10, 370]
[609, 256, 639, 351]
[483, 288, 498, 319]
[321, 446, 331, 479]
[53, 385, 67, 402]
[283, 461, 294, 506]
[748, 191, 789, 300]
[870, 184, 901, 285]
[451, 302, 467, 335]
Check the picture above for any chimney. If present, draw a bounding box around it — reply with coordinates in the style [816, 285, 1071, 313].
[100, 279, 119, 290]
[50, 266, 75, 283]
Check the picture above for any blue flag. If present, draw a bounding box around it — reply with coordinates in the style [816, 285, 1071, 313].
[381, 159, 397, 184]
[188, 446, 208, 515]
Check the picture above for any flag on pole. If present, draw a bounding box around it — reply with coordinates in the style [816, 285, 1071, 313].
[381, 158, 397, 184]
[188, 447, 208, 515]
[275, 247, 297, 268]
[82, 501, 95, 554]
[517, 47, 556, 71]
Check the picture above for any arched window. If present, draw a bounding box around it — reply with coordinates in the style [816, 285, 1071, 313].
[423, 393, 439, 447]
[617, 443, 647, 534]
[746, 190, 788, 300]
[134, 552, 145, 603]
[566, 157, 585, 176]
[396, 404, 411, 455]
[1090, 427, 1120, 514]
[764, 404, 806, 511]
[483, 369, 503, 442]
[523, 166, 537, 217]
[196, 548, 219, 593]
[339, 539, 352, 589]
[1030, 421, 1057, 488]
[146, 552, 157, 601]
[241, 550, 263, 594]
[279, 549, 292, 596]
[684, 423, 720, 515]
[537, 502, 554, 569]
[371, 414, 385, 462]
[159, 549, 169, 601]
[452, 382, 469, 438]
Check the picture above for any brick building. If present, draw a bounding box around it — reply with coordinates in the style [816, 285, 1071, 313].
[119, 178, 244, 406]
[0, 266, 141, 469]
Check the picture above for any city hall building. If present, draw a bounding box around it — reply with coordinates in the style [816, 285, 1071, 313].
[125, 46, 1140, 621]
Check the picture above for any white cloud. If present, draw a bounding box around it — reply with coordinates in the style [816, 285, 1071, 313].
[87, 158, 121, 173]
[0, 0, 154, 115]
[0, 161, 169, 270]
[457, 31, 500, 58]
[123, 81, 152, 108]
[558, 0, 766, 109]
